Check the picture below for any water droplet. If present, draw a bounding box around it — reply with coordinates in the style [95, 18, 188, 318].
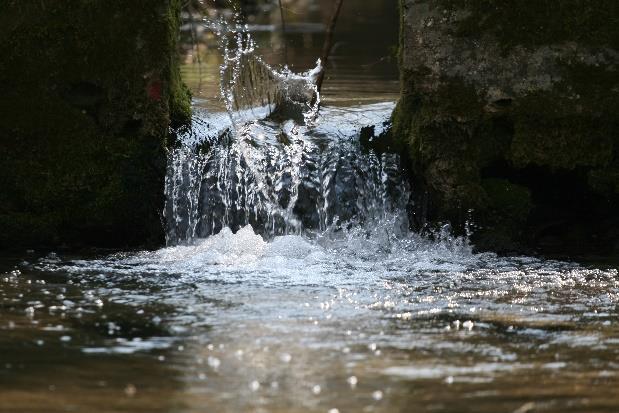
[207, 356, 221, 370]
[347, 376, 358, 389]
[280, 353, 292, 363]
[372, 390, 383, 401]
[249, 380, 260, 392]
[312, 384, 321, 395]
[124, 384, 137, 397]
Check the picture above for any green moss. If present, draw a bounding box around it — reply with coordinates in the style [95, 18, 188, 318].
[469, 178, 532, 252]
[509, 61, 616, 170]
[395, 0, 618, 253]
[0, 0, 191, 248]
[511, 112, 614, 170]
[438, 0, 619, 51]
[589, 166, 619, 195]
[393, 71, 507, 220]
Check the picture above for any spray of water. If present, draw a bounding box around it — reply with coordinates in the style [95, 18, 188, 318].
[212, 16, 321, 126]
[165, 14, 409, 246]
[164, 102, 408, 244]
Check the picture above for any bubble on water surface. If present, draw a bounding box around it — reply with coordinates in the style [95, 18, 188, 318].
[344, 377, 357, 391]
[249, 380, 260, 391]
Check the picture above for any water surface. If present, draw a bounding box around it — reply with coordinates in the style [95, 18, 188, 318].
[2, 218, 619, 412]
[2, 2, 619, 412]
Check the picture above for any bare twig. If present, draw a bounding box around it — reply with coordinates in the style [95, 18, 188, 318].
[278, 0, 288, 66]
[315, 0, 344, 95]
[187, 2, 203, 91]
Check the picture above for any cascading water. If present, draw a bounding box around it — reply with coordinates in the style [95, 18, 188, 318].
[4, 11, 619, 413]
[165, 19, 408, 245]
[164, 103, 408, 244]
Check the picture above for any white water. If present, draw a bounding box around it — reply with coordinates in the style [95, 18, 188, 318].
[4, 18, 618, 413]
[164, 102, 406, 243]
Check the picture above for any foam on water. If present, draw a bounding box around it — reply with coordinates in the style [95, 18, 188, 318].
[3, 15, 618, 413]
[7, 192, 619, 412]
[164, 102, 406, 244]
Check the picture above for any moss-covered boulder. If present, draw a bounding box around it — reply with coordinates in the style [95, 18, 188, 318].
[0, 0, 191, 249]
[393, 0, 619, 255]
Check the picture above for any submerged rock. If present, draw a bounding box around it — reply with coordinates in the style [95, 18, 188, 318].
[392, 0, 619, 255]
[0, 0, 191, 248]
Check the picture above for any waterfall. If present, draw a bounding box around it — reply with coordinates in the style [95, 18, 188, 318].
[164, 20, 408, 245]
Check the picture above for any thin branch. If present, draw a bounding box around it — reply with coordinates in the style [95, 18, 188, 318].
[187, 3, 203, 92]
[315, 0, 344, 95]
[278, 0, 288, 66]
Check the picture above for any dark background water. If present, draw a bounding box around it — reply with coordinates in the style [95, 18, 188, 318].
[180, 0, 400, 109]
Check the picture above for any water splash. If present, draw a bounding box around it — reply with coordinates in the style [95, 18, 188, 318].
[165, 103, 406, 244]
[212, 16, 321, 126]
[165, 14, 360, 244]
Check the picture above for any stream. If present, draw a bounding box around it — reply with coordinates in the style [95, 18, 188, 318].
[1, 3, 619, 413]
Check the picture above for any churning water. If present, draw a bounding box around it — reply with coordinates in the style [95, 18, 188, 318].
[2, 18, 619, 413]
[164, 102, 405, 242]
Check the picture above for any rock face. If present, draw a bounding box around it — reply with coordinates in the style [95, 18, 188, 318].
[393, 0, 619, 255]
[0, 0, 191, 248]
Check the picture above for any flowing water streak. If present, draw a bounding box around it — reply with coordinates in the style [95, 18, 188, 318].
[6, 8, 619, 413]
[165, 15, 407, 245]
[164, 103, 408, 244]
[214, 16, 321, 125]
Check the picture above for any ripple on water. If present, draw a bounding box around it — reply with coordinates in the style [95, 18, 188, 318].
[2, 99, 619, 411]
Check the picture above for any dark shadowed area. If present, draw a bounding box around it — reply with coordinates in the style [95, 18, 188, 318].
[1, 1, 618, 413]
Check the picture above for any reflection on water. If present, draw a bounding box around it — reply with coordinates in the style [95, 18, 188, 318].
[180, 0, 400, 110]
[3, 1, 619, 412]
[1, 98, 619, 413]
[2, 223, 619, 412]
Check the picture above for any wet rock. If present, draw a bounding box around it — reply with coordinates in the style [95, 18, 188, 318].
[393, 0, 619, 255]
[0, 0, 191, 248]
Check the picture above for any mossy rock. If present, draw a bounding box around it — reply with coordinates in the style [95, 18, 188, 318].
[395, 0, 619, 255]
[0, 0, 191, 249]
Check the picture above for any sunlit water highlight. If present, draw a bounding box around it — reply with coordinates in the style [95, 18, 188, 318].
[2, 15, 619, 413]
[2, 99, 619, 410]
[2, 211, 619, 412]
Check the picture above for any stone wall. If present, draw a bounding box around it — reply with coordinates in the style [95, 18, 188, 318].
[393, 0, 619, 255]
[0, 0, 191, 248]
